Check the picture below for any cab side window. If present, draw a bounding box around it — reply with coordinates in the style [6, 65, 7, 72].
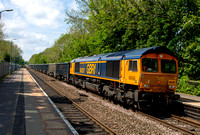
[129, 60, 137, 72]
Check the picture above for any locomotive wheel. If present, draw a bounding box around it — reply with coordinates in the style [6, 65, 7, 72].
[125, 98, 134, 107]
[65, 78, 69, 83]
[137, 100, 152, 110]
[102, 90, 108, 99]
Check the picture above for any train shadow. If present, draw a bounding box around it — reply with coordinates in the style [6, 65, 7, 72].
[140, 101, 185, 119]
[50, 96, 73, 104]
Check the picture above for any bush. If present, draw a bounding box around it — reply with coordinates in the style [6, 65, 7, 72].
[193, 85, 200, 96]
[177, 76, 200, 96]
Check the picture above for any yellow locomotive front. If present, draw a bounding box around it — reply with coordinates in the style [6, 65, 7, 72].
[140, 53, 178, 93]
[136, 53, 180, 108]
[119, 47, 180, 108]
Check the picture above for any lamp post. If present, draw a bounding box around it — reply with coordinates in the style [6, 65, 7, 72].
[9, 39, 17, 75]
[0, 9, 13, 23]
[19, 55, 21, 67]
[20, 55, 23, 68]
[13, 44, 16, 69]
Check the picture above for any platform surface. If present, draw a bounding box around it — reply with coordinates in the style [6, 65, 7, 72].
[177, 93, 200, 108]
[0, 68, 76, 135]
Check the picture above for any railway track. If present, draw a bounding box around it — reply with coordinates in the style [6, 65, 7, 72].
[28, 69, 117, 135]
[137, 111, 200, 135]
[184, 104, 200, 120]
[28, 67, 200, 134]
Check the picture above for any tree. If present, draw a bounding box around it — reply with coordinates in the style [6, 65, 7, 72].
[29, 0, 200, 80]
[0, 24, 23, 63]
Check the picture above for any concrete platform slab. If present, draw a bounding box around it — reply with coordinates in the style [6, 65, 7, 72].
[177, 93, 200, 108]
[0, 68, 78, 135]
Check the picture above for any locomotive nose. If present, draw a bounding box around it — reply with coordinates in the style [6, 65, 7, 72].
[140, 74, 177, 93]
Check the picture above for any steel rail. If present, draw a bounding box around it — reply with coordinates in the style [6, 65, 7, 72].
[50, 85, 117, 135]
[57, 90, 117, 135]
[171, 114, 200, 127]
[184, 104, 200, 120]
[137, 111, 196, 135]
[32, 69, 118, 135]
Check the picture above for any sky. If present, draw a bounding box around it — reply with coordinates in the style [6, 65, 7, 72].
[0, 0, 78, 61]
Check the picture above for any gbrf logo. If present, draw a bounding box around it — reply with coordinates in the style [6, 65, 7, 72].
[87, 64, 96, 74]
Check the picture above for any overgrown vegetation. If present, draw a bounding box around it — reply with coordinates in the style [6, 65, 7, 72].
[29, 0, 200, 82]
[177, 76, 200, 96]
[0, 24, 23, 64]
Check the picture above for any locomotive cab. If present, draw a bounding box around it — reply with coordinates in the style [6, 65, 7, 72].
[138, 53, 180, 108]
[140, 53, 178, 92]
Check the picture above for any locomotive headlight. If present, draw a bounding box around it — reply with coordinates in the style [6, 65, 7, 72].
[169, 85, 175, 89]
[168, 80, 176, 89]
[143, 84, 150, 88]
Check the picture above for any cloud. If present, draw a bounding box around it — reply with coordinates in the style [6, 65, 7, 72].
[1, 0, 72, 61]
[22, 45, 48, 61]
[11, 0, 64, 28]
[68, 0, 78, 11]
[34, 46, 48, 52]
[13, 32, 50, 60]
[4, 16, 27, 31]
[17, 32, 49, 49]
[6, 27, 51, 59]
[0, 2, 5, 9]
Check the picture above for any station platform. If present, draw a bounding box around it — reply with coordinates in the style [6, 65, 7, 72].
[177, 93, 200, 108]
[0, 68, 77, 135]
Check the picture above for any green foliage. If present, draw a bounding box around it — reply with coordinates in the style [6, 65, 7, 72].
[177, 76, 200, 96]
[0, 40, 23, 63]
[0, 24, 5, 40]
[177, 76, 191, 93]
[29, 0, 200, 82]
[178, 14, 200, 80]
[0, 23, 23, 63]
[3, 53, 10, 62]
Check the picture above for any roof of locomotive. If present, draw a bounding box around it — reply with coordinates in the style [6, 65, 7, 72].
[71, 46, 176, 62]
